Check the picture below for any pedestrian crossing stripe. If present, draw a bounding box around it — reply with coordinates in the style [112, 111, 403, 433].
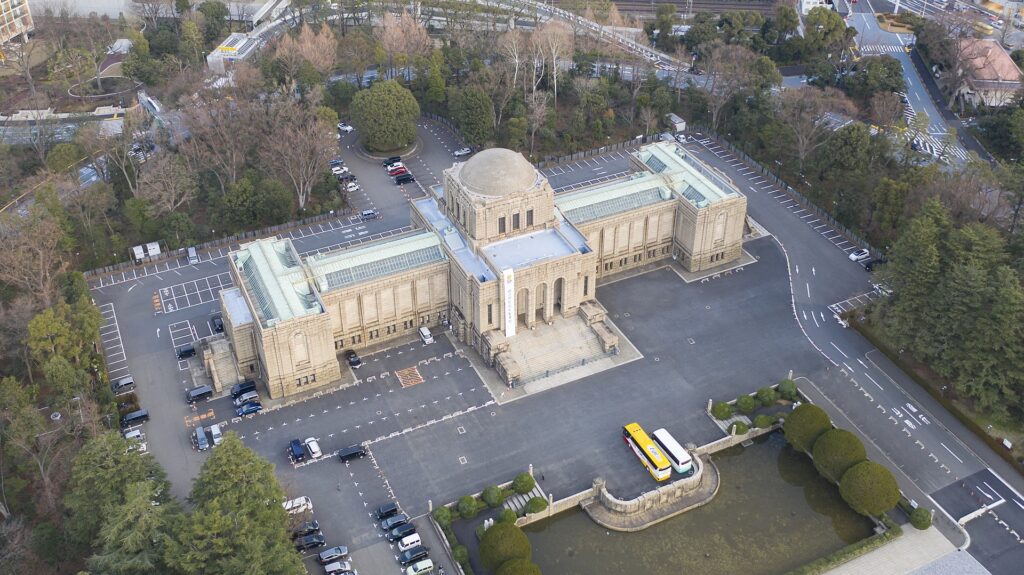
[858, 45, 910, 54]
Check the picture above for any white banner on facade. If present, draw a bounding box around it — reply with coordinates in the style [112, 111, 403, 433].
[502, 268, 516, 338]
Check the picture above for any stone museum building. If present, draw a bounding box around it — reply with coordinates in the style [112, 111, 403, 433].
[215, 141, 748, 398]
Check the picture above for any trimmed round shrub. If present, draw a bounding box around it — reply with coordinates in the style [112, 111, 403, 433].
[778, 379, 798, 401]
[458, 495, 480, 519]
[496, 558, 543, 575]
[910, 506, 932, 530]
[512, 472, 536, 495]
[524, 496, 548, 514]
[483, 485, 505, 508]
[432, 505, 452, 528]
[812, 428, 867, 483]
[783, 403, 832, 453]
[729, 421, 750, 435]
[480, 522, 532, 572]
[452, 544, 469, 563]
[753, 414, 776, 428]
[757, 386, 778, 406]
[711, 401, 733, 420]
[736, 395, 758, 414]
[839, 461, 900, 517]
[499, 508, 518, 523]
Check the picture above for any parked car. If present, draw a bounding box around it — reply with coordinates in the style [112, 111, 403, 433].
[236, 402, 262, 416]
[406, 559, 434, 575]
[398, 533, 422, 552]
[381, 514, 409, 531]
[337, 444, 366, 462]
[230, 380, 256, 398]
[359, 210, 378, 222]
[375, 502, 399, 520]
[387, 165, 407, 176]
[291, 520, 320, 539]
[345, 349, 363, 368]
[382, 156, 402, 167]
[208, 423, 223, 446]
[345, 182, 361, 193]
[848, 248, 870, 262]
[318, 546, 350, 564]
[283, 496, 313, 515]
[332, 165, 350, 175]
[387, 523, 416, 542]
[304, 437, 323, 459]
[193, 427, 210, 451]
[329, 158, 344, 167]
[399, 545, 429, 566]
[289, 439, 306, 462]
[337, 122, 354, 133]
[211, 314, 224, 333]
[862, 257, 887, 272]
[395, 173, 415, 185]
[453, 147, 472, 157]
[294, 533, 326, 551]
[233, 390, 260, 407]
[323, 561, 354, 575]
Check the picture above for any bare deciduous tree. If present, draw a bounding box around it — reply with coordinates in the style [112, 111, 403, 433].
[701, 42, 760, 130]
[776, 86, 854, 172]
[0, 207, 68, 310]
[257, 103, 334, 210]
[527, 90, 550, 155]
[136, 154, 197, 217]
[181, 98, 253, 194]
[639, 106, 658, 134]
[534, 21, 574, 110]
[869, 91, 903, 131]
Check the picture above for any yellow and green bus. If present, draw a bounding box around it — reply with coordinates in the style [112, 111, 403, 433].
[622, 422, 671, 481]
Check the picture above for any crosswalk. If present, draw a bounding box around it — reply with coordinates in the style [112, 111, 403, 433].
[914, 132, 969, 161]
[859, 44, 911, 54]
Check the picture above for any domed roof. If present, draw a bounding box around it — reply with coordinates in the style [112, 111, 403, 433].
[458, 148, 538, 198]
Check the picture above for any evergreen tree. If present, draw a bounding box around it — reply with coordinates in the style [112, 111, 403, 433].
[881, 213, 942, 354]
[87, 481, 181, 575]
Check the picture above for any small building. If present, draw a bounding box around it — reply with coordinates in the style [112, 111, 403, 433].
[955, 38, 1023, 108]
[799, 0, 830, 16]
[665, 113, 687, 133]
[206, 32, 261, 74]
[0, 0, 33, 45]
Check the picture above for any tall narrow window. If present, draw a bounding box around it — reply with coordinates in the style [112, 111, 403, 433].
[583, 276, 589, 296]
[512, 213, 520, 229]
[498, 217, 506, 234]
[487, 304, 493, 324]
[527, 210, 534, 226]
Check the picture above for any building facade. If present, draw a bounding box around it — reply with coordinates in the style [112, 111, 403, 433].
[955, 38, 1023, 108]
[1, 0, 32, 45]
[221, 142, 747, 398]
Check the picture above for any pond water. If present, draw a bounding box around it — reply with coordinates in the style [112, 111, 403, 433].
[524, 432, 874, 575]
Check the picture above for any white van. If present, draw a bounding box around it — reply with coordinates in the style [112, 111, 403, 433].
[418, 326, 434, 345]
[187, 246, 199, 265]
[233, 390, 259, 407]
[406, 558, 434, 575]
[283, 496, 313, 515]
[208, 424, 223, 446]
[398, 532, 422, 552]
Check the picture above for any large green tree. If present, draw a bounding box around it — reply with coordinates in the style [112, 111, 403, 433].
[839, 461, 900, 517]
[453, 85, 495, 147]
[164, 433, 303, 575]
[842, 55, 906, 104]
[350, 80, 421, 152]
[783, 403, 831, 453]
[87, 481, 181, 575]
[479, 522, 532, 572]
[64, 432, 170, 547]
[811, 428, 867, 483]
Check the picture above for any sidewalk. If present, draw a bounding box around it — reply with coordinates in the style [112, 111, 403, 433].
[824, 525, 957, 575]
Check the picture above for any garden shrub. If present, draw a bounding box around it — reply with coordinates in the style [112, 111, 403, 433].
[496, 558, 543, 575]
[778, 379, 798, 401]
[812, 428, 867, 483]
[784, 403, 831, 453]
[757, 386, 778, 406]
[753, 413, 776, 428]
[432, 505, 452, 528]
[499, 508, 518, 523]
[458, 495, 480, 519]
[480, 522, 532, 572]
[524, 496, 548, 514]
[736, 395, 758, 414]
[483, 485, 505, 508]
[31, 522, 64, 565]
[512, 472, 536, 495]
[840, 461, 900, 517]
[910, 507, 932, 530]
[729, 421, 750, 435]
[452, 544, 469, 563]
[711, 401, 733, 420]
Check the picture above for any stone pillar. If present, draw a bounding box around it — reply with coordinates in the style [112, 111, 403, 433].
[526, 289, 535, 327]
[544, 282, 554, 323]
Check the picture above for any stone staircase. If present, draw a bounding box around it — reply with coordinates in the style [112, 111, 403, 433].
[503, 484, 546, 515]
[505, 316, 605, 383]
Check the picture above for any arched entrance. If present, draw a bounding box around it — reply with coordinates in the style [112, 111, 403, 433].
[535, 282, 548, 322]
[516, 287, 530, 327]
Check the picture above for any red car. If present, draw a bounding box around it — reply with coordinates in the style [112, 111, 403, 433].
[387, 166, 409, 176]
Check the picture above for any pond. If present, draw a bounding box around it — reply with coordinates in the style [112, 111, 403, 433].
[524, 432, 874, 575]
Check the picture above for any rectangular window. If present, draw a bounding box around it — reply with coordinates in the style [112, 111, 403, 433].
[352, 334, 362, 344]
[527, 210, 534, 226]
[487, 304, 493, 324]
[512, 213, 520, 230]
[583, 276, 589, 296]
[498, 216, 506, 234]
[369, 329, 379, 340]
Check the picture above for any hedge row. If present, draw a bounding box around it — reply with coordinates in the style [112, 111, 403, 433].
[784, 515, 903, 575]
[712, 380, 799, 421]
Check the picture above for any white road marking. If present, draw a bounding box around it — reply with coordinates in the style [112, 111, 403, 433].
[936, 444, 959, 464]
[830, 342, 850, 358]
[863, 372, 883, 390]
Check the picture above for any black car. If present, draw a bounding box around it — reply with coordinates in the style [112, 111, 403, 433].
[395, 173, 415, 185]
[387, 523, 416, 542]
[380, 513, 409, 531]
[294, 533, 326, 551]
[862, 257, 888, 272]
[211, 314, 224, 333]
[345, 350, 362, 368]
[230, 380, 257, 398]
[291, 520, 320, 539]
[382, 156, 401, 167]
[399, 545, 429, 565]
[318, 545, 350, 565]
[375, 501, 399, 520]
[288, 439, 305, 462]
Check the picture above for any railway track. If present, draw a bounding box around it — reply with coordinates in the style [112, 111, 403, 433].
[558, 0, 781, 18]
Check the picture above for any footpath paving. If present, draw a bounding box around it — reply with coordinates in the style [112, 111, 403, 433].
[825, 525, 985, 575]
